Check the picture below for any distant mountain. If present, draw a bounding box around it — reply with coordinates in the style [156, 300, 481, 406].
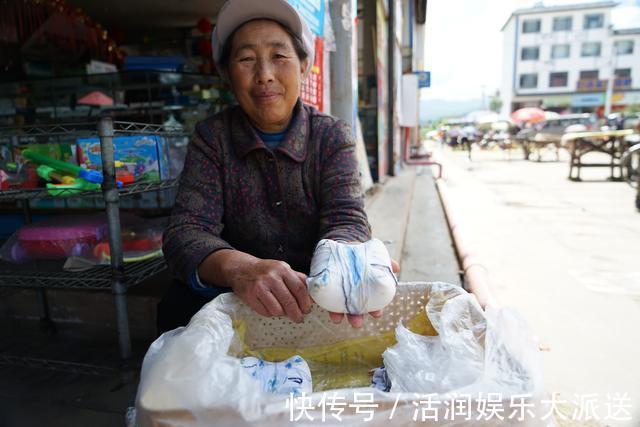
[420, 98, 484, 124]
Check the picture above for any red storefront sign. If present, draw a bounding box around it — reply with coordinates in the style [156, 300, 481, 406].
[300, 37, 323, 111]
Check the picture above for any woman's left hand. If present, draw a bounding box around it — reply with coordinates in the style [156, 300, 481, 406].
[328, 259, 399, 328]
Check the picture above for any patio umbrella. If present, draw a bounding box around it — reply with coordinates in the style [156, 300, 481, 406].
[78, 91, 114, 106]
[511, 107, 546, 123]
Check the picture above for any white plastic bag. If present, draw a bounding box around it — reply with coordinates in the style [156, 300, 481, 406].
[383, 291, 544, 397]
[134, 282, 549, 427]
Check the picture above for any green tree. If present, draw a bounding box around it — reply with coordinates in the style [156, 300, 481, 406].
[489, 90, 503, 113]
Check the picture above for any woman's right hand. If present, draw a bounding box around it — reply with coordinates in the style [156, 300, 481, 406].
[199, 249, 311, 323]
[229, 259, 312, 323]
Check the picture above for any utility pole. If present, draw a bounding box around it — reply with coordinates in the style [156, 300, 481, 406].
[604, 44, 616, 117]
[604, 74, 614, 117]
[330, 0, 373, 190]
[330, 0, 358, 132]
[387, 0, 396, 176]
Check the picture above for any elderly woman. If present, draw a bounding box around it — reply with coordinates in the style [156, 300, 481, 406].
[160, 0, 390, 331]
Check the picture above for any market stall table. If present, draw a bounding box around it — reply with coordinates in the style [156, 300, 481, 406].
[620, 140, 640, 210]
[561, 129, 634, 181]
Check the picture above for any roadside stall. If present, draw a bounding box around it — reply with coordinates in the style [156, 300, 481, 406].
[561, 129, 635, 181]
[619, 131, 640, 210]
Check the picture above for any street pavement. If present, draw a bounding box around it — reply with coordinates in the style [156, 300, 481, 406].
[432, 144, 640, 426]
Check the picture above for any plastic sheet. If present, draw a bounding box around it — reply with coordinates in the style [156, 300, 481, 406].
[384, 292, 543, 397]
[134, 282, 548, 426]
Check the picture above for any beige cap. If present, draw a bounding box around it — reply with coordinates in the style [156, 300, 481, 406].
[212, 0, 315, 76]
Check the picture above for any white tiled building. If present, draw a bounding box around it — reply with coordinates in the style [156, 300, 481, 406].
[500, 1, 640, 115]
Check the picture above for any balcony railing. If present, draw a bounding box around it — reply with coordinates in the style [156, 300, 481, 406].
[577, 78, 632, 91]
[613, 77, 632, 90]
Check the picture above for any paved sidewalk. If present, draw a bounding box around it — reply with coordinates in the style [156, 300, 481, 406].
[433, 146, 640, 426]
[366, 167, 460, 284]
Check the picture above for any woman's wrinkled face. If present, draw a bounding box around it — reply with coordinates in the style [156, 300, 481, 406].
[227, 19, 307, 133]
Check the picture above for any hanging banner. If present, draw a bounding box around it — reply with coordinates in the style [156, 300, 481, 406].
[287, 0, 325, 36]
[301, 37, 324, 111]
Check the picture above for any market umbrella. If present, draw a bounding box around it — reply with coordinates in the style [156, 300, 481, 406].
[511, 107, 546, 123]
[78, 91, 114, 106]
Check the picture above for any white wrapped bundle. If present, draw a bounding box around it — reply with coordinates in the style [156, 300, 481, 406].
[240, 355, 312, 396]
[306, 238, 397, 314]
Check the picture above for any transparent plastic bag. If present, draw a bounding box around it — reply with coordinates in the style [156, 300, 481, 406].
[134, 282, 548, 427]
[383, 292, 543, 397]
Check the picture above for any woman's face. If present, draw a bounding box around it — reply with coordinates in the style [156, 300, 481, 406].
[227, 19, 307, 133]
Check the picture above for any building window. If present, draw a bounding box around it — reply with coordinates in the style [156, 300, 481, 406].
[522, 19, 541, 33]
[613, 69, 632, 89]
[580, 70, 598, 79]
[615, 68, 631, 78]
[551, 44, 571, 59]
[521, 46, 540, 60]
[520, 73, 538, 89]
[614, 40, 634, 55]
[549, 72, 568, 87]
[581, 42, 601, 57]
[553, 16, 572, 31]
[583, 13, 604, 29]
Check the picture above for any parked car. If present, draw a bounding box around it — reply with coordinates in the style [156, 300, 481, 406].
[520, 113, 597, 143]
[516, 113, 598, 160]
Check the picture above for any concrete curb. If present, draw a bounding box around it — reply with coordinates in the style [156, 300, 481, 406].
[431, 161, 501, 308]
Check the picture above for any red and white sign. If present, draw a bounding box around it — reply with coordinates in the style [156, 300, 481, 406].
[301, 37, 323, 111]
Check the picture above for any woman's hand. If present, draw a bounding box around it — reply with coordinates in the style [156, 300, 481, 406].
[230, 259, 312, 323]
[328, 259, 400, 328]
[199, 250, 311, 323]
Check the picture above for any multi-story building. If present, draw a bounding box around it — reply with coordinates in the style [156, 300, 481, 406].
[500, 1, 640, 115]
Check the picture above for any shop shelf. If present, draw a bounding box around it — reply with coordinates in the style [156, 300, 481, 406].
[0, 257, 167, 290]
[0, 178, 179, 201]
[0, 354, 119, 377]
[0, 116, 176, 365]
[0, 120, 188, 139]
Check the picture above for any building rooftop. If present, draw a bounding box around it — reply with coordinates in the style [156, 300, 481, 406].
[613, 27, 640, 34]
[501, 1, 619, 31]
[513, 1, 618, 16]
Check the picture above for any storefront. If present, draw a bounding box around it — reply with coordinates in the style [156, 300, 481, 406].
[0, 0, 339, 368]
[0, 0, 332, 129]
